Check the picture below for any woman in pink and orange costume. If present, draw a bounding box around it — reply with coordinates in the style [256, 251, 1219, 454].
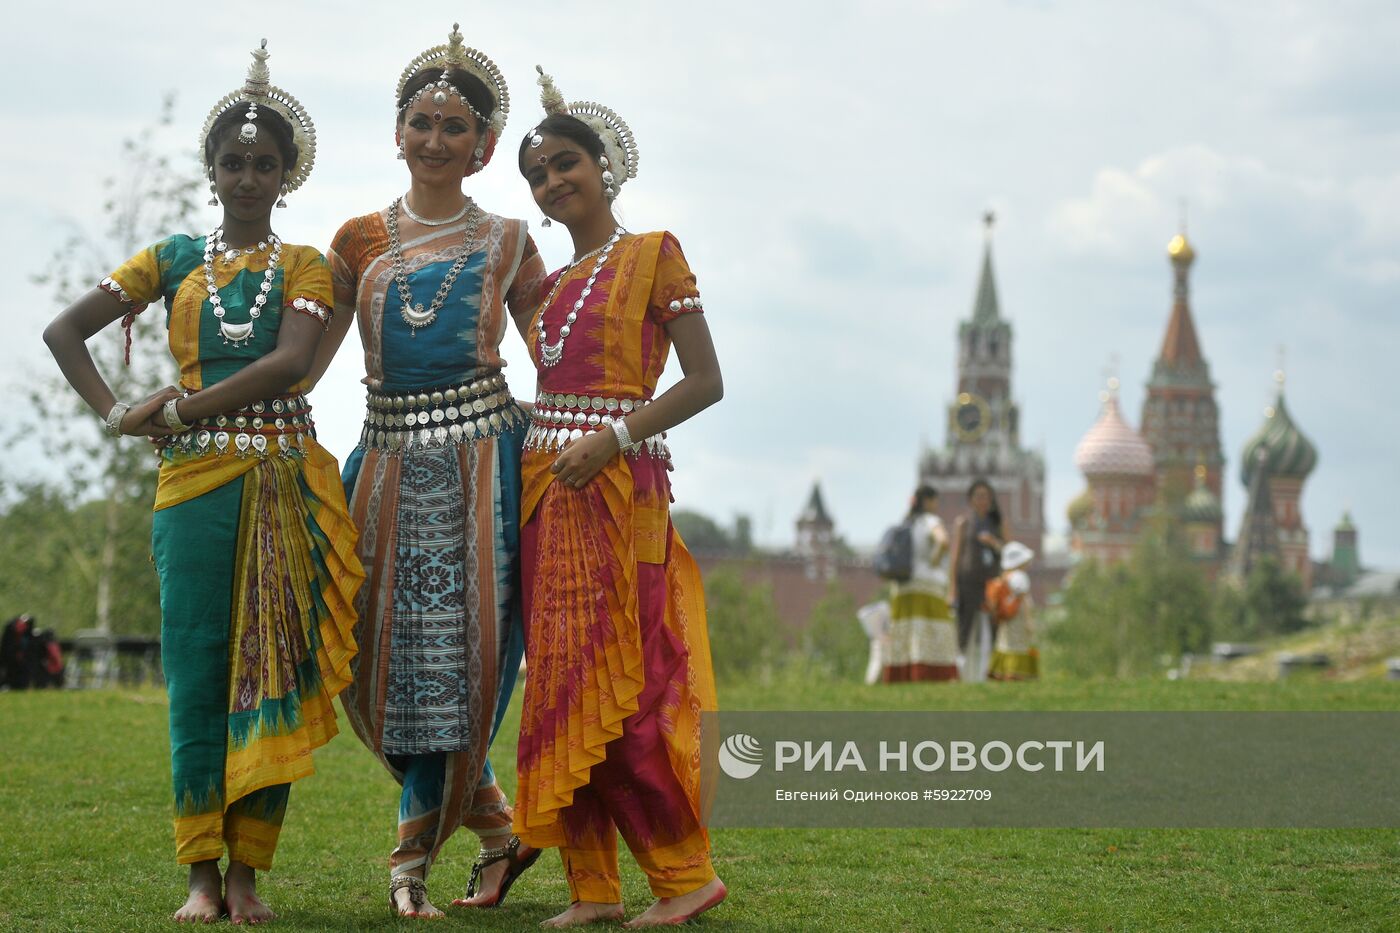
[511, 67, 727, 928]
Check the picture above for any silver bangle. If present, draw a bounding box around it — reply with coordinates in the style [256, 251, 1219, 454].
[609, 417, 642, 455]
[162, 397, 191, 433]
[104, 401, 131, 438]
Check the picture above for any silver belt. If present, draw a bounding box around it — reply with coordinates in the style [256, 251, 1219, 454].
[360, 375, 523, 451]
[163, 395, 314, 459]
[524, 394, 671, 460]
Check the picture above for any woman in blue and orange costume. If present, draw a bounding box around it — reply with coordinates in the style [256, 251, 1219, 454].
[307, 25, 547, 920]
[43, 42, 362, 925]
[511, 67, 727, 929]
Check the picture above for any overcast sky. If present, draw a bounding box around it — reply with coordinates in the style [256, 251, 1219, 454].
[6, 1, 1398, 568]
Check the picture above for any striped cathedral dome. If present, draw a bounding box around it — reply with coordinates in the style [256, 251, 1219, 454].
[1240, 385, 1317, 485]
[1074, 393, 1155, 478]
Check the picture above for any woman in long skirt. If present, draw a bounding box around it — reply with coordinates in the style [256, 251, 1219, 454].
[511, 67, 727, 928]
[311, 25, 545, 919]
[45, 44, 361, 924]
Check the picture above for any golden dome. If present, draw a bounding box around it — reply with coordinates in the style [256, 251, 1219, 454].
[1168, 232, 1195, 264]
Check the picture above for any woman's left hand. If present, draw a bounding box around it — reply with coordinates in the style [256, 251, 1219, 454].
[551, 428, 620, 488]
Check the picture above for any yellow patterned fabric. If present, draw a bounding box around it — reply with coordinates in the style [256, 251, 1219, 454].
[109, 235, 333, 393]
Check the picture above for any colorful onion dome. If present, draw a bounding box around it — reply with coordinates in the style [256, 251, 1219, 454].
[1182, 466, 1222, 524]
[1240, 377, 1317, 485]
[1074, 386, 1155, 479]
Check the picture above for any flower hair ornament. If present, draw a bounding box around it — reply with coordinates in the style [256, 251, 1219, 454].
[199, 40, 316, 207]
[532, 65, 639, 199]
[396, 23, 510, 174]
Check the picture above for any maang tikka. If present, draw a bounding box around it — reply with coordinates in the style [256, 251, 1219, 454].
[199, 39, 318, 209]
[531, 65, 640, 202]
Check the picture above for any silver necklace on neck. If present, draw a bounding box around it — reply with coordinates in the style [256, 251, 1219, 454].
[204, 227, 282, 346]
[386, 196, 485, 335]
[213, 230, 274, 263]
[400, 193, 474, 227]
[537, 226, 626, 367]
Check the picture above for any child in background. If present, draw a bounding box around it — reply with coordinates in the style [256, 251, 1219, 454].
[987, 541, 1038, 681]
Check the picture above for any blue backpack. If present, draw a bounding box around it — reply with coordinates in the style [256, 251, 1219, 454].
[873, 521, 914, 583]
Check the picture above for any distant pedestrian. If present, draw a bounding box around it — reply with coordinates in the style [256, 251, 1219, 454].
[987, 541, 1038, 681]
[948, 479, 1008, 682]
[882, 486, 958, 682]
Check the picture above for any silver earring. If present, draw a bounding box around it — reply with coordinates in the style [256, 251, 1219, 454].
[599, 155, 609, 169]
[396, 141, 405, 160]
[472, 146, 486, 173]
[541, 216, 551, 227]
[208, 181, 218, 207]
[276, 184, 288, 209]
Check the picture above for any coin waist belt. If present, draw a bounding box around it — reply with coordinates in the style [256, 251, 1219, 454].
[162, 394, 313, 459]
[525, 393, 671, 460]
[360, 374, 523, 452]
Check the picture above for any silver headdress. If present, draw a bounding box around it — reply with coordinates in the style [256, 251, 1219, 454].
[532, 66, 640, 197]
[199, 40, 317, 195]
[396, 24, 510, 141]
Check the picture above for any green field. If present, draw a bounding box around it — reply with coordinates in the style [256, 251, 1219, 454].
[1, 678, 1397, 932]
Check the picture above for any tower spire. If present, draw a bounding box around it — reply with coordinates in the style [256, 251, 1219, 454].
[971, 210, 1001, 326]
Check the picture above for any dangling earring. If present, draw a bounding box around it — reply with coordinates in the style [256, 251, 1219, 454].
[541, 217, 552, 227]
[207, 177, 218, 207]
[600, 155, 616, 200]
[396, 140, 406, 160]
[276, 184, 288, 209]
[471, 145, 486, 174]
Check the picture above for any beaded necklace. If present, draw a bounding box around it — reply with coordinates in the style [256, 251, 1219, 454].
[536, 226, 626, 367]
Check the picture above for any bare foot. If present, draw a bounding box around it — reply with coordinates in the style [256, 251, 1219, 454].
[540, 900, 625, 927]
[391, 872, 444, 920]
[225, 861, 276, 925]
[173, 860, 223, 924]
[623, 878, 727, 928]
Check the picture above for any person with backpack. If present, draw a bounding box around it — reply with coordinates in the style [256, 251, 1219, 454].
[881, 485, 958, 682]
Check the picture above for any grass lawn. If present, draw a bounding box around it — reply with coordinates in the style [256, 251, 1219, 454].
[1, 677, 1396, 931]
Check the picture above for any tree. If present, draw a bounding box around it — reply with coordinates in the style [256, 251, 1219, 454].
[672, 509, 734, 553]
[800, 583, 868, 680]
[1046, 514, 1213, 678]
[5, 97, 199, 635]
[703, 566, 784, 682]
[1215, 557, 1309, 639]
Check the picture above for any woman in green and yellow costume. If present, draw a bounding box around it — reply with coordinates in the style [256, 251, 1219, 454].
[44, 42, 362, 925]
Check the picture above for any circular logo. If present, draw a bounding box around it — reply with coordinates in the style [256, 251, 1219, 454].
[718, 733, 763, 780]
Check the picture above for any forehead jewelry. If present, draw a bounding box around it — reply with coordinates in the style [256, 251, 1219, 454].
[397, 25, 510, 174]
[530, 126, 544, 148]
[532, 66, 639, 201]
[200, 40, 318, 202]
[239, 100, 259, 144]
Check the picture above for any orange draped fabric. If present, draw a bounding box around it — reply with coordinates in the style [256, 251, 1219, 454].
[512, 232, 717, 897]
